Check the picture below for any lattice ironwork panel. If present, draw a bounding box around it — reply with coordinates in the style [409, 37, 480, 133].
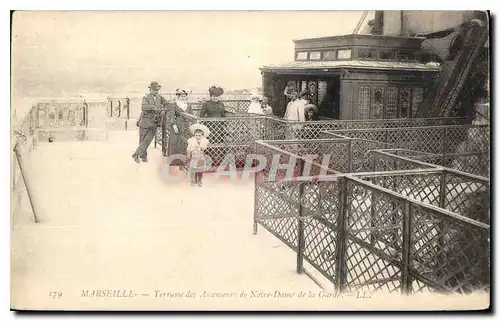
[445, 126, 490, 154]
[343, 240, 402, 294]
[350, 140, 388, 172]
[442, 153, 490, 178]
[385, 87, 398, 119]
[254, 143, 310, 181]
[256, 181, 301, 219]
[341, 180, 404, 294]
[343, 118, 466, 130]
[299, 181, 341, 283]
[255, 180, 301, 250]
[223, 100, 251, 113]
[303, 216, 338, 283]
[347, 180, 405, 254]
[204, 145, 254, 170]
[443, 173, 489, 223]
[197, 117, 266, 146]
[268, 140, 350, 173]
[357, 86, 371, 120]
[366, 173, 442, 207]
[265, 117, 288, 141]
[412, 88, 424, 118]
[289, 122, 347, 140]
[410, 204, 490, 294]
[372, 153, 436, 172]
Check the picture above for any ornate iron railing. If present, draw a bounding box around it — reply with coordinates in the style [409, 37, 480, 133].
[323, 125, 490, 178]
[327, 125, 490, 155]
[253, 140, 490, 295]
[161, 112, 471, 171]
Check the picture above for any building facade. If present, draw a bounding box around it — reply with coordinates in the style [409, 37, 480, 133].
[260, 34, 439, 120]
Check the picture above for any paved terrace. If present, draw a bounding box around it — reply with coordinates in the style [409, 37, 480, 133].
[11, 131, 328, 310]
[11, 131, 488, 310]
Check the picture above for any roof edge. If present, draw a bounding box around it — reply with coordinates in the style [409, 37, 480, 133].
[292, 34, 426, 43]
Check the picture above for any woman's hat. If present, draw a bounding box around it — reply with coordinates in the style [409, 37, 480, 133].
[189, 123, 210, 137]
[286, 84, 298, 94]
[209, 86, 224, 97]
[305, 104, 319, 113]
[175, 89, 189, 97]
[149, 81, 161, 90]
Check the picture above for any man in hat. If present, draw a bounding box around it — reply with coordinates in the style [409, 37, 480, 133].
[132, 81, 169, 163]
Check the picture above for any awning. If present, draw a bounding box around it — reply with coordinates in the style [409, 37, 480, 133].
[260, 60, 441, 73]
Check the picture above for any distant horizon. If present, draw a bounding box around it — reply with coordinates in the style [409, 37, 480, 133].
[12, 11, 364, 100]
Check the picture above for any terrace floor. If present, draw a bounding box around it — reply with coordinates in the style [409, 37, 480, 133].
[11, 131, 327, 310]
[10, 131, 489, 310]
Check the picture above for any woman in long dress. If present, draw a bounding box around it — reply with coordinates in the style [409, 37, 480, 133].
[163, 96, 184, 164]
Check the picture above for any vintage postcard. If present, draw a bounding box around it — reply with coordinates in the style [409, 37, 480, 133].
[10, 10, 490, 311]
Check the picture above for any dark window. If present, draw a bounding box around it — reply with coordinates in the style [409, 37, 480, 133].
[396, 50, 416, 61]
[358, 48, 377, 60]
[323, 50, 336, 60]
[379, 50, 395, 60]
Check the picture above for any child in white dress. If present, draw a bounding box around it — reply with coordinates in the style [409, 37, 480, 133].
[187, 123, 210, 187]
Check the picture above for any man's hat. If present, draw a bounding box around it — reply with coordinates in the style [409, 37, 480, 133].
[149, 81, 161, 90]
[189, 123, 210, 137]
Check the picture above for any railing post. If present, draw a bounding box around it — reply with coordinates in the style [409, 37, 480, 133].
[442, 127, 447, 160]
[347, 140, 352, 173]
[161, 112, 166, 156]
[401, 200, 412, 294]
[438, 171, 447, 253]
[335, 177, 348, 294]
[253, 144, 259, 235]
[439, 171, 446, 209]
[297, 180, 305, 274]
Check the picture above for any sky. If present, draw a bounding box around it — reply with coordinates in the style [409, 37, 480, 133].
[12, 11, 364, 98]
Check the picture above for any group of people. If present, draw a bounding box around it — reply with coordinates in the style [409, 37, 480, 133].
[131, 80, 320, 187]
[247, 95, 273, 116]
[132, 81, 222, 187]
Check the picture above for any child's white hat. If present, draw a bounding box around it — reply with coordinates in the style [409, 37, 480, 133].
[189, 123, 210, 137]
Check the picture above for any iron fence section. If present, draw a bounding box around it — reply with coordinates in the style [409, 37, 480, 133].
[253, 138, 490, 295]
[161, 111, 472, 171]
[328, 125, 489, 155]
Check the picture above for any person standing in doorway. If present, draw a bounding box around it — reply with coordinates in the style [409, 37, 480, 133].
[260, 96, 274, 116]
[132, 81, 169, 163]
[283, 85, 305, 122]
